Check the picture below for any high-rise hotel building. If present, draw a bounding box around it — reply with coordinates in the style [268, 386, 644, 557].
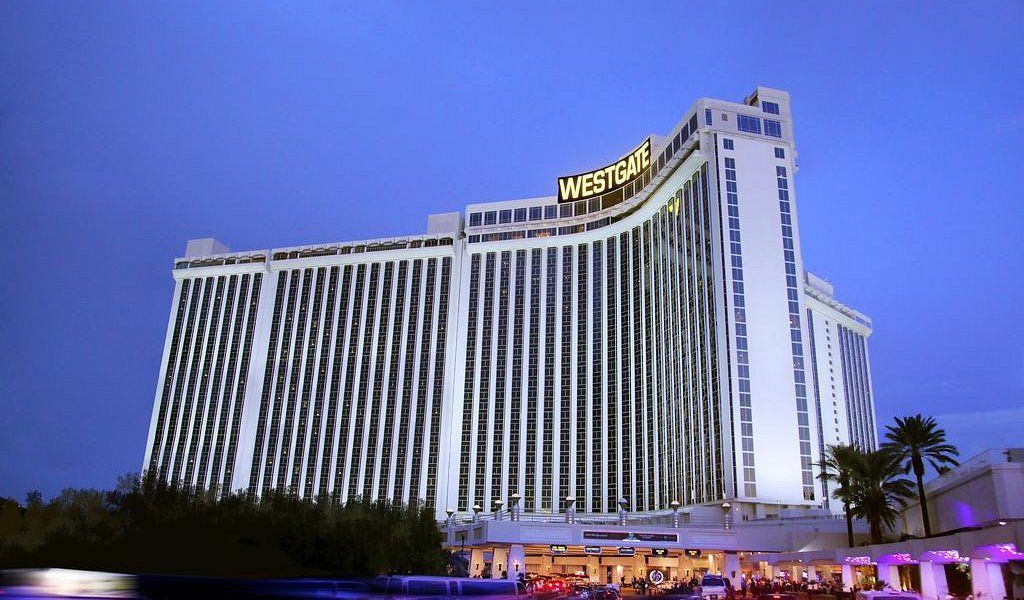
[143, 87, 877, 520]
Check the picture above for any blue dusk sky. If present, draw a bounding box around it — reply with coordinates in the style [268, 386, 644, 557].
[1, 2, 1021, 499]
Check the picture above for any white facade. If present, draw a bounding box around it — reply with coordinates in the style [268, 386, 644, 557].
[142, 87, 878, 520]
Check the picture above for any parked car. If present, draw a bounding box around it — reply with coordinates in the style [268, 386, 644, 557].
[699, 575, 729, 600]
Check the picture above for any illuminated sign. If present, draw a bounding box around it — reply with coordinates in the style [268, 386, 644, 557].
[557, 138, 652, 203]
[550, 545, 568, 554]
[583, 531, 678, 542]
[618, 547, 636, 556]
[584, 546, 603, 555]
[649, 570, 665, 585]
[651, 548, 669, 557]
[685, 549, 702, 558]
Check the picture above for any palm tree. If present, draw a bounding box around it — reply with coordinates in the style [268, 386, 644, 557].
[846, 449, 916, 544]
[883, 414, 959, 537]
[816, 444, 861, 547]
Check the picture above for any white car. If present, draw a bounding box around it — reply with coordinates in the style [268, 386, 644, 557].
[698, 575, 729, 600]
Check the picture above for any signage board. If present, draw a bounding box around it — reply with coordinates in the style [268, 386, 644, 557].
[649, 570, 665, 585]
[617, 547, 636, 556]
[550, 545, 568, 554]
[557, 138, 652, 203]
[685, 549, 702, 558]
[583, 531, 678, 543]
[651, 548, 669, 557]
[584, 545, 602, 555]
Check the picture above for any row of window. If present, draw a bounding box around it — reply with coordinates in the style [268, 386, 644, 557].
[246, 258, 452, 506]
[774, 164, 816, 502]
[721, 154, 757, 499]
[456, 167, 725, 513]
[149, 273, 261, 496]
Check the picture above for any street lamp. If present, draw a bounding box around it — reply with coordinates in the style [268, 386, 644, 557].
[472, 503, 482, 523]
[721, 502, 733, 530]
[617, 496, 629, 526]
[493, 499, 504, 520]
[565, 495, 576, 524]
[670, 500, 681, 528]
[509, 493, 521, 522]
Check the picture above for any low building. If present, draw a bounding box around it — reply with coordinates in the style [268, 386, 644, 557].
[443, 448, 1023, 600]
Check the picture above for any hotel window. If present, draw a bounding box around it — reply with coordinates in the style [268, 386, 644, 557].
[559, 204, 573, 218]
[499, 209, 512, 224]
[544, 205, 557, 219]
[514, 208, 527, 222]
[705, 108, 712, 125]
[723, 138, 734, 150]
[762, 101, 780, 114]
[765, 119, 782, 138]
[469, 212, 482, 227]
[484, 211, 497, 225]
[737, 115, 762, 134]
[774, 147, 786, 159]
[529, 206, 542, 221]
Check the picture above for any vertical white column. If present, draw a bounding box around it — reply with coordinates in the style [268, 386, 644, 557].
[971, 559, 992, 599]
[492, 547, 508, 580]
[883, 564, 900, 590]
[508, 544, 525, 580]
[470, 548, 485, 577]
[919, 561, 949, 600]
[724, 553, 741, 581]
[588, 555, 601, 582]
[986, 562, 1008, 600]
[841, 565, 854, 591]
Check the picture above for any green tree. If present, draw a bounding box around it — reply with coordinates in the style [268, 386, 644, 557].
[883, 414, 959, 537]
[846, 449, 915, 544]
[816, 443, 861, 547]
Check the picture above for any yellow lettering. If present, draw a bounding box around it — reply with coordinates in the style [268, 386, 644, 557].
[556, 137, 652, 202]
[558, 176, 583, 201]
[615, 161, 627, 185]
[593, 169, 606, 194]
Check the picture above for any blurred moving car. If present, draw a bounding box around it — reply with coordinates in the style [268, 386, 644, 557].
[854, 591, 922, 600]
[591, 585, 620, 600]
[371, 575, 528, 599]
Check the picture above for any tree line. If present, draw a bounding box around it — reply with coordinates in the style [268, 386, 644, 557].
[819, 413, 960, 545]
[0, 473, 446, 577]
